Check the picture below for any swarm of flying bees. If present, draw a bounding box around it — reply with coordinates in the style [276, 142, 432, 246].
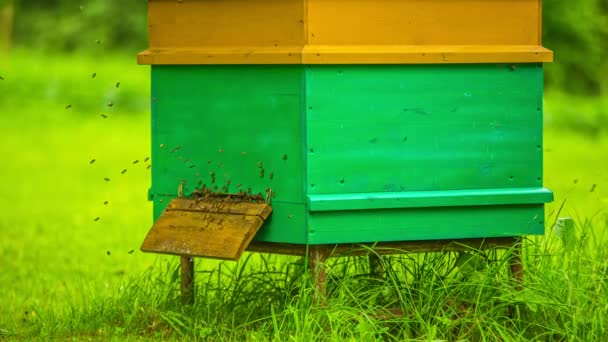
[84, 67, 290, 256]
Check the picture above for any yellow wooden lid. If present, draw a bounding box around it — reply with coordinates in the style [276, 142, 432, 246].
[140, 0, 552, 65]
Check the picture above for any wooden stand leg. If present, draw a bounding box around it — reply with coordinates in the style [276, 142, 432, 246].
[369, 254, 385, 277]
[180, 256, 195, 304]
[509, 238, 523, 291]
[309, 246, 328, 305]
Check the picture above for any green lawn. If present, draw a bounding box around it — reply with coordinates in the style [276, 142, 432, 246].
[0, 51, 606, 340]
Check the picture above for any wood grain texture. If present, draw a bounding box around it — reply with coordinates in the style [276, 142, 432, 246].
[306, 64, 545, 195]
[138, 45, 553, 65]
[150, 65, 307, 243]
[307, 0, 541, 46]
[148, 64, 550, 245]
[308, 188, 553, 211]
[168, 198, 272, 219]
[307, 204, 546, 244]
[140, 0, 552, 64]
[301, 45, 553, 64]
[142, 199, 272, 260]
[138, 47, 302, 65]
[148, 0, 305, 48]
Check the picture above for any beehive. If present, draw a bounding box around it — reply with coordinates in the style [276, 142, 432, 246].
[140, 0, 553, 256]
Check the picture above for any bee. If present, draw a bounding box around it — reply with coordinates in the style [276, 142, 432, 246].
[96, 39, 101, 44]
[259, 169, 265, 178]
[121, 169, 127, 174]
[241, 152, 247, 156]
[107, 102, 114, 107]
[0, 76, 4, 80]
[133, 160, 139, 164]
[288, 214, 294, 219]
[144, 157, 150, 162]
[94, 217, 100, 222]
[116, 82, 120, 88]
[128, 250, 134, 254]
[189, 164, 196, 168]
[146, 164, 151, 170]
[590, 184, 597, 192]
[268, 172, 274, 180]
[90, 159, 96, 164]
[257, 161, 263, 168]
[226, 179, 231, 186]
[104, 178, 110, 182]
[160, 143, 165, 148]
[282, 154, 288, 160]
[65, 105, 72, 109]
[103, 201, 109, 205]
[207, 160, 212, 164]
[106, 251, 111, 256]
[236, 183, 242, 188]
[101, 114, 108, 119]
[92, 73, 97, 78]
[509, 64, 517, 71]
[218, 148, 224, 153]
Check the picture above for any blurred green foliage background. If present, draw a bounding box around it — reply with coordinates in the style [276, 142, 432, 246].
[2, 0, 606, 94]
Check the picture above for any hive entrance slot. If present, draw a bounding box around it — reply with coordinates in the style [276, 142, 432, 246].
[141, 194, 272, 260]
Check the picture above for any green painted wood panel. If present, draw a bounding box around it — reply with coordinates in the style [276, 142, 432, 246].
[308, 187, 553, 211]
[306, 64, 544, 194]
[149, 64, 549, 245]
[308, 204, 545, 244]
[151, 65, 307, 243]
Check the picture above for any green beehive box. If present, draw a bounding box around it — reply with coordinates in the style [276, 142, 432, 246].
[140, 0, 553, 250]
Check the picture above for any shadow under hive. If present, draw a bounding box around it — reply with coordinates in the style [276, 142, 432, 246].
[139, 0, 554, 303]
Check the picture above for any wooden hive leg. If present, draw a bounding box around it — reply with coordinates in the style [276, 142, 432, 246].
[180, 256, 195, 304]
[509, 237, 523, 291]
[309, 245, 328, 305]
[369, 254, 385, 278]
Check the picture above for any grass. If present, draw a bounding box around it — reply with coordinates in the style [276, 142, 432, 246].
[0, 50, 607, 340]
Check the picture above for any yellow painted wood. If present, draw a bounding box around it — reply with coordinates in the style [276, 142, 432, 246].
[307, 0, 542, 46]
[148, 0, 305, 48]
[140, 0, 551, 64]
[302, 45, 553, 64]
[139, 45, 552, 65]
[138, 47, 302, 65]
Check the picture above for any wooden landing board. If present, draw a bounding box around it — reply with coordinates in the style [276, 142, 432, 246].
[141, 198, 272, 260]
